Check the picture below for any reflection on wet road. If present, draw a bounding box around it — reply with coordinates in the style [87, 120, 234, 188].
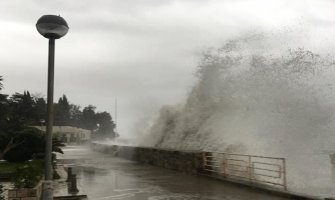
[58, 146, 290, 200]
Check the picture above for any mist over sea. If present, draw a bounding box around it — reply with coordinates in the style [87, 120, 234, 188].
[136, 34, 335, 197]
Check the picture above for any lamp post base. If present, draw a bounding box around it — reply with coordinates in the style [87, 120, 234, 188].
[42, 180, 53, 200]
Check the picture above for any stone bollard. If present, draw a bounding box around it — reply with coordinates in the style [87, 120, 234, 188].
[66, 167, 73, 182]
[329, 154, 335, 183]
[68, 174, 79, 194]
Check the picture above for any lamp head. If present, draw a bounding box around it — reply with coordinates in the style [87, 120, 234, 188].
[36, 15, 69, 39]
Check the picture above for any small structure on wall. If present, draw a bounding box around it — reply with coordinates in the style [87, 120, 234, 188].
[34, 126, 91, 144]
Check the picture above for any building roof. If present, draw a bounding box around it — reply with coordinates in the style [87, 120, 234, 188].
[33, 126, 91, 134]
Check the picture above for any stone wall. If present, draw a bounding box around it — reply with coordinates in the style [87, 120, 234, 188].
[90, 143, 322, 200]
[90, 143, 204, 174]
[7, 180, 42, 200]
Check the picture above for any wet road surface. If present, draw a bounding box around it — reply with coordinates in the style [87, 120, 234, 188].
[57, 145, 290, 200]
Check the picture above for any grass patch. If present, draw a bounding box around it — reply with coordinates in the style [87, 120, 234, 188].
[0, 160, 43, 174]
[0, 162, 22, 174]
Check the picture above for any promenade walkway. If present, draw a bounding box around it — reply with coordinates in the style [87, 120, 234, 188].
[56, 146, 292, 200]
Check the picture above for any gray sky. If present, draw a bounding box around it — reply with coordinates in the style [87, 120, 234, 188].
[1, 0, 335, 137]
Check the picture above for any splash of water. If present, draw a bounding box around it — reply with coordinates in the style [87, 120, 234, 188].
[140, 34, 335, 196]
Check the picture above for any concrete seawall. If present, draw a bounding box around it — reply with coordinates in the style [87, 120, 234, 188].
[90, 142, 203, 174]
[90, 142, 329, 200]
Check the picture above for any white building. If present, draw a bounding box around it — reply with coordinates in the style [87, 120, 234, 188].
[34, 126, 91, 144]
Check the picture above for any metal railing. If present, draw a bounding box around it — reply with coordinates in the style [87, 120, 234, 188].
[202, 152, 287, 190]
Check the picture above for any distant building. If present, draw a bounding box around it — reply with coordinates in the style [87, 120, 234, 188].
[33, 126, 91, 144]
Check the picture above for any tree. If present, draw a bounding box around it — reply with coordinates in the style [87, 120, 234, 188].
[81, 105, 97, 130]
[0, 77, 66, 163]
[54, 95, 71, 126]
[0, 77, 20, 131]
[0, 137, 23, 160]
[0, 127, 44, 162]
[0, 93, 9, 129]
[33, 97, 46, 125]
[9, 91, 35, 124]
[69, 104, 82, 127]
[95, 112, 117, 138]
[0, 76, 3, 91]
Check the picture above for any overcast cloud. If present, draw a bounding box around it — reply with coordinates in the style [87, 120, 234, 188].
[1, 0, 335, 137]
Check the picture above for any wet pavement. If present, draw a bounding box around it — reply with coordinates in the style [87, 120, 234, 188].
[57, 145, 291, 200]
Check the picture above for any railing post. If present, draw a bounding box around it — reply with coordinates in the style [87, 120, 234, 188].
[248, 155, 252, 183]
[206, 152, 213, 171]
[223, 158, 227, 178]
[200, 152, 287, 190]
[282, 158, 287, 190]
[202, 152, 207, 170]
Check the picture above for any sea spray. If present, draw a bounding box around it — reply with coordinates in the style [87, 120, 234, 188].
[140, 35, 335, 196]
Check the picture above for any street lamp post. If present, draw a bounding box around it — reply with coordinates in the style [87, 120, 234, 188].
[36, 15, 69, 200]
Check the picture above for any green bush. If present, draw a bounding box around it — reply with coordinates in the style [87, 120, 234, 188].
[3, 127, 44, 163]
[12, 160, 43, 188]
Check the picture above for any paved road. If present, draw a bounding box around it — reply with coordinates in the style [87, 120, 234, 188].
[57, 145, 290, 200]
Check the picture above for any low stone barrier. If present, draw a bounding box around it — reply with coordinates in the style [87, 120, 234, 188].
[90, 143, 203, 174]
[7, 180, 42, 200]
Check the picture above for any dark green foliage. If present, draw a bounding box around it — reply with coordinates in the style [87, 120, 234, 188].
[3, 127, 44, 163]
[0, 127, 67, 163]
[0, 94, 9, 129]
[81, 106, 118, 139]
[1, 90, 116, 137]
[0, 160, 43, 188]
[0, 91, 43, 126]
[0, 76, 3, 91]
[33, 98, 47, 124]
[12, 160, 43, 188]
[29, 137, 65, 163]
[0, 77, 10, 129]
[0, 76, 117, 159]
[95, 111, 117, 138]
[0, 162, 21, 174]
[9, 92, 35, 123]
[69, 104, 82, 127]
[54, 95, 70, 126]
[0, 184, 4, 200]
[52, 137, 65, 154]
[81, 105, 98, 130]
